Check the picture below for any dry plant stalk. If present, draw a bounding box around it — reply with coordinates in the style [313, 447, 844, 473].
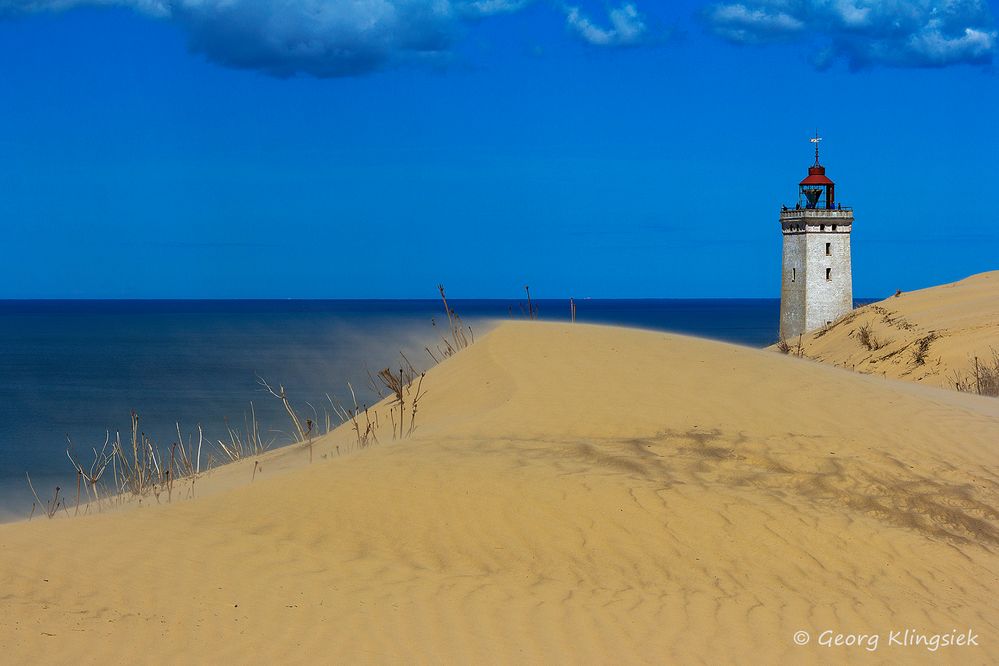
[377, 356, 428, 439]
[436, 284, 473, 359]
[215, 405, 270, 463]
[377, 367, 406, 439]
[25, 473, 63, 520]
[306, 418, 314, 463]
[525, 285, 538, 320]
[257, 376, 307, 442]
[407, 374, 427, 437]
[65, 432, 113, 512]
[329, 384, 379, 449]
[109, 411, 164, 497]
[173, 422, 204, 477]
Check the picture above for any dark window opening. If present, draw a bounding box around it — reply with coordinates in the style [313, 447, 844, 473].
[832, 224, 838, 231]
[826, 268, 832, 281]
[820, 224, 825, 231]
[792, 268, 796, 282]
[825, 242, 831, 256]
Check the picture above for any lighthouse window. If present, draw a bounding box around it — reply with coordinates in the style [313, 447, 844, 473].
[792, 268, 796, 282]
[820, 224, 826, 231]
[826, 242, 831, 256]
[826, 268, 832, 281]
[832, 225, 838, 231]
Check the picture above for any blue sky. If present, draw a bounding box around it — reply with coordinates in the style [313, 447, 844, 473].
[1, 0, 996, 298]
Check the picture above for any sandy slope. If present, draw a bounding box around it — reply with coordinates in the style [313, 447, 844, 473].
[779, 271, 999, 390]
[2, 321, 998, 664]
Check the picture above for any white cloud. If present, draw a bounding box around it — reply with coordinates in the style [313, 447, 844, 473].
[705, 4, 803, 43]
[565, 2, 648, 47]
[459, 0, 531, 15]
[906, 23, 995, 65]
[831, 0, 871, 29]
[705, 0, 997, 68]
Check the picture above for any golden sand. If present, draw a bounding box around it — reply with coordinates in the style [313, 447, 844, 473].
[779, 270, 999, 390]
[1, 319, 998, 663]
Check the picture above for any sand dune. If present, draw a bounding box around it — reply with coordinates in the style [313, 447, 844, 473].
[779, 271, 999, 390]
[2, 321, 998, 663]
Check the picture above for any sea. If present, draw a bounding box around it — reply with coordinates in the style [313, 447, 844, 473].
[0, 298, 869, 519]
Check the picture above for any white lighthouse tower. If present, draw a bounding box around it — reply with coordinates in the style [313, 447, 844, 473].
[779, 134, 854, 340]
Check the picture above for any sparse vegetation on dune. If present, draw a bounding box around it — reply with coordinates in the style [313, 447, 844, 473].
[952, 350, 999, 397]
[430, 284, 473, 363]
[775, 334, 804, 357]
[25, 473, 65, 520]
[65, 432, 113, 512]
[377, 362, 427, 440]
[856, 321, 884, 351]
[214, 404, 270, 464]
[26, 284, 484, 519]
[911, 333, 937, 366]
[771, 273, 999, 395]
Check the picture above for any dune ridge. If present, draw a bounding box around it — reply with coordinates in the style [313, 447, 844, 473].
[1, 320, 998, 663]
[779, 270, 999, 391]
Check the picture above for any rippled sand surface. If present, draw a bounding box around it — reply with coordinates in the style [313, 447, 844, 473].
[2, 320, 998, 663]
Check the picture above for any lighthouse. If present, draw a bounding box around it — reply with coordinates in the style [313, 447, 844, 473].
[779, 134, 854, 340]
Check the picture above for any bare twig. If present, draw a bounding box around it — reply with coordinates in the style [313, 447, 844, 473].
[257, 376, 307, 442]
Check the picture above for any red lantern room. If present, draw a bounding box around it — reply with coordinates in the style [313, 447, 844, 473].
[799, 132, 836, 210]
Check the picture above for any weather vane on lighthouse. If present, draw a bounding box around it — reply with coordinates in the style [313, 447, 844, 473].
[811, 130, 822, 166]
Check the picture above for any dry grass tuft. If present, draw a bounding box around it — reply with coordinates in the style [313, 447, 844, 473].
[215, 405, 271, 463]
[327, 386, 380, 450]
[911, 333, 937, 366]
[953, 350, 999, 397]
[377, 363, 427, 439]
[857, 322, 884, 351]
[775, 335, 804, 357]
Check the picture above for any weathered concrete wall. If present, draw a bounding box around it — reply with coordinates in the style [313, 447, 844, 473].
[779, 230, 807, 340]
[804, 226, 853, 332]
[779, 210, 853, 340]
